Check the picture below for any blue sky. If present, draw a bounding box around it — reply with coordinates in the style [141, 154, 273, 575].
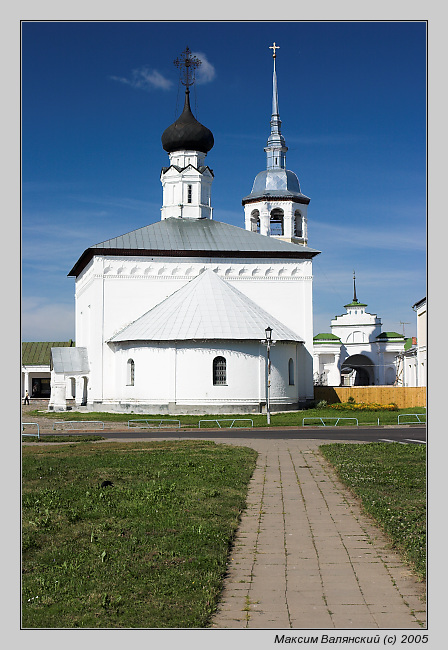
[21, 20, 426, 341]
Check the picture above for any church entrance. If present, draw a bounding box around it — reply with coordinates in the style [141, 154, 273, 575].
[340, 354, 374, 386]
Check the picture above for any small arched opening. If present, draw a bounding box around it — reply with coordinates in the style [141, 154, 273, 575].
[270, 208, 284, 236]
[288, 358, 295, 386]
[81, 376, 88, 406]
[294, 210, 303, 237]
[250, 209, 260, 233]
[127, 359, 135, 386]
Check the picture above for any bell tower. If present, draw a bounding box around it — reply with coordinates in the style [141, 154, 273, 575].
[160, 47, 214, 220]
[242, 43, 310, 244]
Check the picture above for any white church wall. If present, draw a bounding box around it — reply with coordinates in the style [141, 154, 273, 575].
[89, 339, 301, 414]
[74, 255, 316, 404]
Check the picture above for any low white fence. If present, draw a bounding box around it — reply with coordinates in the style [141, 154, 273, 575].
[398, 413, 426, 425]
[22, 422, 40, 439]
[128, 419, 181, 429]
[52, 421, 105, 431]
[302, 417, 359, 427]
[198, 419, 254, 429]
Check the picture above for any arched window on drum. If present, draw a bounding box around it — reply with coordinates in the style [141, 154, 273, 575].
[127, 359, 135, 386]
[288, 358, 295, 386]
[213, 356, 227, 386]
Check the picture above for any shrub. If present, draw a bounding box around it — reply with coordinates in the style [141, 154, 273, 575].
[330, 401, 399, 412]
[316, 400, 328, 409]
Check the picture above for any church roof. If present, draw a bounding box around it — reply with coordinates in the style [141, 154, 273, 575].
[108, 269, 303, 343]
[50, 347, 89, 374]
[68, 217, 320, 276]
[313, 333, 341, 344]
[376, 332, 405, 340]
[22, 341, 75, 366]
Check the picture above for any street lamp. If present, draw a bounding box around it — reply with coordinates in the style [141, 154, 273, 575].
[265, 327, 273, 425]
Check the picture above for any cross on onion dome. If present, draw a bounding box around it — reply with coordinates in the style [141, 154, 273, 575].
[174, 46, 202, 90]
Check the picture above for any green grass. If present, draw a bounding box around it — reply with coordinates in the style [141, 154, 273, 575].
[22, 440, 257, 628]
[319, 442, 426, 579]
[27, 406, 426, 428]
[22, 435, 105, 443]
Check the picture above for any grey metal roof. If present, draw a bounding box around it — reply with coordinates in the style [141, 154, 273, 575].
[91, 218, 317, 253]
[50, 347, 89, 374]
[69, 217, 320, 276]
[109, 269, 303, 343]
[242, 169, 310, 203]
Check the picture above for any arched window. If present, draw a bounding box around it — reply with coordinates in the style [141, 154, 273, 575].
[127, 359, 135, 386]
[250, 209, 260, 233]
[213, 356, 227, 386]
[294, 210, 302, 237]
[288, 358, 295, 386]
[270, 208, 284, 236]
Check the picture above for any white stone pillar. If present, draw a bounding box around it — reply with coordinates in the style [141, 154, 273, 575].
[260, 211, 270, 236]
[75, 377, 84, 406]
[48, 372, 67, 411]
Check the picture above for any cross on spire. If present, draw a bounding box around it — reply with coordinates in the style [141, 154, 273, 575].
[269, 42, 280, 58]
[174, 46, 202, 91]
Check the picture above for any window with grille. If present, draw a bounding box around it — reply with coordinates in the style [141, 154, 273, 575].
[127, 359, 135, 386]
[187, 184, 192, 203]
[213, 356, 227, 385]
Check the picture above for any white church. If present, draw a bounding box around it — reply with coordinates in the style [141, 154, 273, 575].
[49, 45, 321, 414]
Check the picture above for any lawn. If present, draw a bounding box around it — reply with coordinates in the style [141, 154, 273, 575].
[319, 442, 426, 579]
[22, 440, 258, 628]
[27, 405, 426, 428]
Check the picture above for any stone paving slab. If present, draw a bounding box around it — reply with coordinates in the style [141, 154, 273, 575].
[210, 436, 426, 630]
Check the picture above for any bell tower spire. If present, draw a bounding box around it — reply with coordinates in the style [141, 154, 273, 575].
[242, 44, 310, 245]
[265, 43, 287, 170]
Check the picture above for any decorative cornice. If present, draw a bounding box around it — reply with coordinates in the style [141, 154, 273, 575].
[69, 247, 318, 277]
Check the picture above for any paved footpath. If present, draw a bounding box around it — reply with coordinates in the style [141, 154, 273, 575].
[206, 436, 426, 630]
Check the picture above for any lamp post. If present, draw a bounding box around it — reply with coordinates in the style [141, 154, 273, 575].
[265, 326, 272, 425]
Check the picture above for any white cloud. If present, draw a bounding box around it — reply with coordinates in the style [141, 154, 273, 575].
[21, 298, 75, 341]
[310, 220, 426, 252]
[191, 52, 216, 84]
[110, 66, 173, 91]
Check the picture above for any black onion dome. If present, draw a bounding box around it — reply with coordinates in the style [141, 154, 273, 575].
[162, 90, 214, 154]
